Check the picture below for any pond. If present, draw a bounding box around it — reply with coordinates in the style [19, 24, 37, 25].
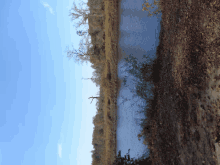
[116, 0, 162, 160]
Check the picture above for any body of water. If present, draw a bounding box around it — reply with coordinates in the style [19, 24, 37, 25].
[116, 0, 162, 160]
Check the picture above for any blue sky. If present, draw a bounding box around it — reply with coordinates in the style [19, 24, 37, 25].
[0, 0, 99, 165]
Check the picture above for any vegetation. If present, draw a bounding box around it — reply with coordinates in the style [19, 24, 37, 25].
[67, 0, 220, 164]
[141, 0, 162, 18]
[112, 149, 152, 165]
[67, 0, 118, 165]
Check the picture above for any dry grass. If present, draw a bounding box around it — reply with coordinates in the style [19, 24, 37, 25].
[138, 0, 220, 164]
[101, 0, 119, 165]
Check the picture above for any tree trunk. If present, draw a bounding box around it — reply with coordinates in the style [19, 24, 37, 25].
[89, 97, 100, 104]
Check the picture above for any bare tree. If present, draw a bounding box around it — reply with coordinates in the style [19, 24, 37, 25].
[78, 33, 92, 55]
[89, 96, 100, 104]
[69, 0, 104, 30]
[82, 77, 96, 81]
[68, 0, 103, 53]
[68, 0, 89, 30]
[81, 68, 102, 87]
[67, 0, 105, 67]
[77, 30, 92, 53]
[77, 30, 88, 37]
[82, 77, 98, 85]
[65, 44, 91, 65]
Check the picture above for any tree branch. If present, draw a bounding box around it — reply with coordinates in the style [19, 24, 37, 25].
[89, 96, 100, 104]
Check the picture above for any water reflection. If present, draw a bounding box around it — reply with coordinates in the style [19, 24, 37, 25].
[117, 0, 162, 160]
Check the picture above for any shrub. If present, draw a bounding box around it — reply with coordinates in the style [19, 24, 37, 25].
[113, 149, 152, 165]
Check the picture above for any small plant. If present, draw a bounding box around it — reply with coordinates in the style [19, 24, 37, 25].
[113, 149, 152, 165]
[142, 0, 162, 18]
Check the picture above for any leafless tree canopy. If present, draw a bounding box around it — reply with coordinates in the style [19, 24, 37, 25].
[65, 45, 90, 65]
[68, 0, 90, 30]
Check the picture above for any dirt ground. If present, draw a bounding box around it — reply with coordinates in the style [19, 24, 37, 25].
[137, 0, 220, 164]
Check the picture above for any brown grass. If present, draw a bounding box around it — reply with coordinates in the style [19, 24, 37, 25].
[102, 0, 119, 164]
[84, 0, 120, 165]
[138, 0, 220, 164]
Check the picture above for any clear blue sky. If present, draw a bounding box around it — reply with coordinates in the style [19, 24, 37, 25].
[0, 0, 99, 165]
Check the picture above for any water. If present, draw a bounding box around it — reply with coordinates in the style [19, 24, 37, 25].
[116, 0, 162, 160]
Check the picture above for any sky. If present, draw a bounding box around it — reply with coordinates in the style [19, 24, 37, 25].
[0, 0, 99, 165]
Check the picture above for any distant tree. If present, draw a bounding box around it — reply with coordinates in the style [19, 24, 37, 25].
[82, 77, 95, 81]
[77, 30, 88, 36]
[65, 44, 92, 65]
[68, 0, 92, 55]
[67, 0, 105, 69]
[82, 76, 101, 87]
[69, 0, 104, 30]
[89, 96, 100, 104]
[76, 30, 92, 53]
[68, 0, 90, 30]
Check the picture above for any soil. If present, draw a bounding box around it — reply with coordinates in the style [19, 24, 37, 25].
[138, 0, 220, 165]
